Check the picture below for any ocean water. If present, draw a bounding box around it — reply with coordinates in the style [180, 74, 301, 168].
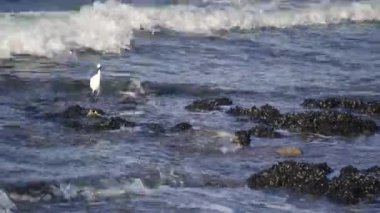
[0, 0, 379, 212]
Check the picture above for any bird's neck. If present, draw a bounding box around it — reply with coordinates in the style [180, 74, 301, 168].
[97, 69, 101, 74]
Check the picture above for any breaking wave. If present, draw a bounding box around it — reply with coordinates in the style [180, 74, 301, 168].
[0, 0, 379, 58]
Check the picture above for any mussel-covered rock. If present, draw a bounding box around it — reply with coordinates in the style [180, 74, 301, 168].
[247, 161, 380, 205]
[279, 111, 377, 136]
[46, 105, 135, 131]
[247, 161, 332, 195]
[170, 122, 192, 132]
[228, 104, 377, 136]
[232, 130, 250, 146]
[227, 104, 282, 124]
[327, 166, 380, 204]
[248, 125, 282, 138]
[185, 97, 233, 112]
[302, 97, 380, 115]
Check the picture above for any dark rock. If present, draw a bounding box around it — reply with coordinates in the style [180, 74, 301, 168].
[279, 111, 377, 136]
[232, 130, 250, 146]
[185, 97, 233, 112]
[327, 167, 380, 204]
[365, 166, 380, 178]
[227, 104, 282, 125]
[5, 181, 62, 202]
[247, 161, 332, 195]
[302, 97, 380, 115]
[339, 165, 359, 176]
[248, 125, 282, 138]
[228, 104, 377, 136]
[247, 161, 380, 205]
[170, 122, 192, 132]
[142, 123, 166, 133]
[46, 105, 135, 131]
[59, 105, 105, 118]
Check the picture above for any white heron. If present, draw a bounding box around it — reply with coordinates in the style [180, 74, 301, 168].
[90, 63, 102, 97]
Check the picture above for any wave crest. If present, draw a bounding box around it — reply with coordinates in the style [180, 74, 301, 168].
[0, 0, 379, 58]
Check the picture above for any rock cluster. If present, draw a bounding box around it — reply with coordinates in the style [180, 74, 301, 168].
[247, 161, 380, 204]
[46, 105, 136, 131]
[228, 104, 377, 136]
[302, 97, 380, 115]
[185, 98, 233, 112]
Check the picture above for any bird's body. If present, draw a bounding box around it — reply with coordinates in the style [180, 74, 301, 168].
[90, 64, 101, 97]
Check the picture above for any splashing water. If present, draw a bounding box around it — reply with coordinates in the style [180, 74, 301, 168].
[0, 0, 379, 58]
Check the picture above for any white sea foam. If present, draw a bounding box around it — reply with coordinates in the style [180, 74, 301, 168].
[0, 0, 379, 58]
[0, 190, 15, 213]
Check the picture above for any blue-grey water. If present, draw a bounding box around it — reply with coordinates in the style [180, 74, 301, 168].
[0, 0, 379, 212]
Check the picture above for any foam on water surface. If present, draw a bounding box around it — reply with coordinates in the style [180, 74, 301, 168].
[0, 0, 379, 58]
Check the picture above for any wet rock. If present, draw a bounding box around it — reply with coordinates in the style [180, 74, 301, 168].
[327, 166, 380, 204]
[279, 111, 377, 136]
[232, 130, 250, 146]
[185, 97, 233, 112]
[47, 105, 135, 131]
[247, 161, 380, 205]
[275, 146, 302, 157]
[227, 104, 282, 125]
[302, 97, 380, 115]
[365, 166, 380, 178]
[142, 123, 166, 134]
[60, 105, 105, 118]
[5, 181, 62, 202]
[170, 122, 192, 132]
[228, 104, 377, 136]
[249, 125, 282, 138]
[247, 161, 332, 195]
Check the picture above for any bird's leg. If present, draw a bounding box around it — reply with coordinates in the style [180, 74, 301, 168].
[90, 90, 96, 102]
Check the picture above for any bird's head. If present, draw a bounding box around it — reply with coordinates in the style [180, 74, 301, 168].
[97, 63, 102, 70]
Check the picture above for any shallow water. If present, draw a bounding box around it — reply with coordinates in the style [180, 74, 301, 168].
[0, 0, 380, 212]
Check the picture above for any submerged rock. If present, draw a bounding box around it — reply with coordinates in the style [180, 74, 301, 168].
[247, 161, 380, 205]
[275, 146, 302, 157]
[46, 105, 135, 131]
[185, 97, 233, 112]
[232, 130, 250, 146]
[228, 104, 377, 136]
[247, 161, 331, 195]
[5, 181, 62, 202]
[249, 125, 282, 138]
[302, 97, 380, 115]
[170, 122, 192, 132]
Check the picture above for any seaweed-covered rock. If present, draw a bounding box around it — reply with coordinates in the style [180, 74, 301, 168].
[170, 122, 192, 132]
[247, 161, 332, 195]
[228, 104, 377, 136]
[302, 97, 380, 115]
[249, 125, 282, 138]
[327, 166, 380, 204]
[185, 98, 232, 112]
[232, 130, 250, 146]
[47, 105, 135, 131]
